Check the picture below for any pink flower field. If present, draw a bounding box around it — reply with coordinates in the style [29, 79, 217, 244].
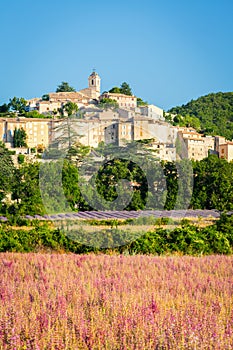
[0, 253, 233, 349]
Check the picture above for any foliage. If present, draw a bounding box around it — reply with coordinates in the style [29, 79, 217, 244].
[171, 113, 201, 130]
[17, 154, 25, 164]
[191, 155, 233, 211]
[63, 101, 78, 116]
[56, 81, 76, 92]
[109, 86, 121, 93]
[0, 142, 15, 204]
[9, 97, 27, 113]
[120, 82, 132, 95]
[10, 162, 45, 216]
[137, 97, 148, 106]
[13, 127, 27, 148]
[0, 103, 10, 113]
[109, 82, 133, 96]
[25, 110, 51, 118]
[42, 94, 49, 101]
[168, 92, 233, 139]
[0, 213, 233, 256]
[98, 98, 119, 109]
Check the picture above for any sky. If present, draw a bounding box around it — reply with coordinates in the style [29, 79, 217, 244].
[0, 0, 233, 111]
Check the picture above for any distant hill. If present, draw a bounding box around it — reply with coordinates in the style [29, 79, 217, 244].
[168, 92, 233, 140]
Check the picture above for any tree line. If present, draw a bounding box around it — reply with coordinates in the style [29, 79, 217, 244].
[167, 92, 233, 140]
[0, 140, 232, 216]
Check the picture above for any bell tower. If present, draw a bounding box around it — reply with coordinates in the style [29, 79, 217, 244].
[88, 70, 101, 97]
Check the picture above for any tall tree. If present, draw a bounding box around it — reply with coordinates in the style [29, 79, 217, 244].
[56, 82, 76, 92]
[0, 142, 15, 206]
[13, 128, 27, 148]
[63, 101, 78, 116]
[120, 82, 132, 96]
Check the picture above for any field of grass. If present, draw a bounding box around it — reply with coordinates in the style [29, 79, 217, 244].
[0, 253, 232, 349]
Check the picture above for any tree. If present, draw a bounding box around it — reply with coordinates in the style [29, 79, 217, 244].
[98, 98, 119, 110]
[120, 82, 132, 96]
[13, 128, 27, 148]
[11, 162, 45, 215]
[168, 92, 233, 140]
[191, 155, 233, 211]
[108, 82, 133, 96]
[0, 103, 10, 113]
[56, 82, 76, 92]
[9, 97, 27, 113]
[0, 142, 15, 206]
[42, 94, 49, 101]
[63, 101, 78, 116]
[137, 97, 148, 106]
[109, 86, 121, 93]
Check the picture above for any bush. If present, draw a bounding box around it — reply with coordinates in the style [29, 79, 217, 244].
[0, 216, 232, 255]
[17, 154, 25, 164]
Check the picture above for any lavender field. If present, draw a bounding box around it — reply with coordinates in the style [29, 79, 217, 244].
[0, 253, 233, 349]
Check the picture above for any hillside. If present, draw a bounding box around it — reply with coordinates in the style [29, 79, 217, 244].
[168, 92, 233, 140]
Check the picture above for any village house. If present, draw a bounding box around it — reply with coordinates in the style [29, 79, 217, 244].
[100, 92, 137, 109]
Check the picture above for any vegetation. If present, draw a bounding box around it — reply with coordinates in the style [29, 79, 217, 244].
[0, 253, 232, 348]
[12, 128, 27, 148]
[0, 142, 15, 205]
[1, 140, 233, 217]
[98, 98, 119, 109]
[0, 213, 232, 255]
[24, 110, 52, 118]
[56, 81, 76, 92]
[9, 96, 27, 114]
[109, 82, 132, 96]
[168, 92, 233, 139]
[63, 101, 78, 116]
[137, 97, 148, 106]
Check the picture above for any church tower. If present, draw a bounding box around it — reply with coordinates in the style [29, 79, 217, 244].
[88, 70, 101, 97]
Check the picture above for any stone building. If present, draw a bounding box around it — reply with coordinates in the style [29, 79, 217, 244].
[100, 92, 137, 109]
[219, 142, 233, 161]
[0, 117, 52, 149]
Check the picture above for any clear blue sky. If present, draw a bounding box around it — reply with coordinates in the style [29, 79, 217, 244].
[0, 0, 233, 110]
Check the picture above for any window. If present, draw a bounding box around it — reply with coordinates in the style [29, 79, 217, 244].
[92, 79, 94, 85]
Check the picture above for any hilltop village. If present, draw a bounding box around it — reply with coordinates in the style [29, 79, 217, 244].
[0, 71, 233, 162]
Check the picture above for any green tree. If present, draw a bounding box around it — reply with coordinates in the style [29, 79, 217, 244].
[109, 86, 121, 93]
[13, 128, 27, 148]
[56, 82, 76, 92]
[42, 94, 49, 101]
[9, 97, 27, 113]
[99, 98, 119, 110]
[63, 101, 78, 116]
[191, 155, 233, 211]
[108, 82, 133, 96]
[137, 97, 148, 106]
[10, 162, 45, 215]
[0, 103, 10, 113]
[168, 92, 233, 139]
[0, 142, 15, 207]
[120, 82, 132, 96]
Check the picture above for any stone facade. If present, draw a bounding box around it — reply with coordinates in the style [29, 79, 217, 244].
[100, 92, 137, 109]
[219, 142, 233, 161]
[0, 117, 52, 149]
